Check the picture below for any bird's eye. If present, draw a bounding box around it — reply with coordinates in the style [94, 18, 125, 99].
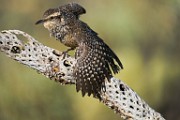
[50, 16, 54, 19]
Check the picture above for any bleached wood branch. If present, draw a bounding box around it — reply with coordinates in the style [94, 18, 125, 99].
[0, 30, 165, 120]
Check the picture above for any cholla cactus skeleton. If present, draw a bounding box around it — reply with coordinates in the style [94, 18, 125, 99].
[0, 30, 165, 120]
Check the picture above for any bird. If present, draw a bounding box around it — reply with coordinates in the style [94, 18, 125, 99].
[35, 3, 123, 100]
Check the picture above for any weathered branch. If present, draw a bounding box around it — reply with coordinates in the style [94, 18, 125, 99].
[0, 30, 165, 120]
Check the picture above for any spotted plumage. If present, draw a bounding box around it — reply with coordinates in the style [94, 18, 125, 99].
[36, 3, 123, 100]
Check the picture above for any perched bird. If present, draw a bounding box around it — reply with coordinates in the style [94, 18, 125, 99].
[36, 3, 123, 100]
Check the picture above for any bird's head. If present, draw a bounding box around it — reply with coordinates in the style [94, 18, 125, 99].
[35, 3, 86, 31]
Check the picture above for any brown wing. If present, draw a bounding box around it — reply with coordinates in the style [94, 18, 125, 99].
[74, 36, 123, 99]
[74, 42, 105, 99]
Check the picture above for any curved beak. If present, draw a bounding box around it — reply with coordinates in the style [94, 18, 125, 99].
[35, 19, 44, 25]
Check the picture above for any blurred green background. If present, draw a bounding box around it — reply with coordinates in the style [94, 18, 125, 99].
[0, 0, 179, 120]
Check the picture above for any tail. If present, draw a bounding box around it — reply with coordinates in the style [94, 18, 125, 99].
[108, 47, 123, 74]
[99, 38, 123, 74]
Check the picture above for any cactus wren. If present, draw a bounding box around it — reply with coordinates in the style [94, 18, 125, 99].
[36, 3, 123, 99]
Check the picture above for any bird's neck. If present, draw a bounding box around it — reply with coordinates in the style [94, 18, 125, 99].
[50, 25, 69, 42]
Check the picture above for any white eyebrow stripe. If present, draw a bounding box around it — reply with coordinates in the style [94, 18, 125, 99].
[46, 12, 61, 19]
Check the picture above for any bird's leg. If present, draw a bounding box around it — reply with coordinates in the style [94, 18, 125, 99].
[62, 47, 75, 59]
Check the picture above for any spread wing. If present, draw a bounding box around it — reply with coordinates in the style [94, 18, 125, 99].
[74, 36, 123, 99]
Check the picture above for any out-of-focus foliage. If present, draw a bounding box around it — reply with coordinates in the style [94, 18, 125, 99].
[0, 0, 179, 120]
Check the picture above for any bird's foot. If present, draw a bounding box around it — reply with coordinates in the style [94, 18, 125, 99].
[62, 47, 75, 59]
